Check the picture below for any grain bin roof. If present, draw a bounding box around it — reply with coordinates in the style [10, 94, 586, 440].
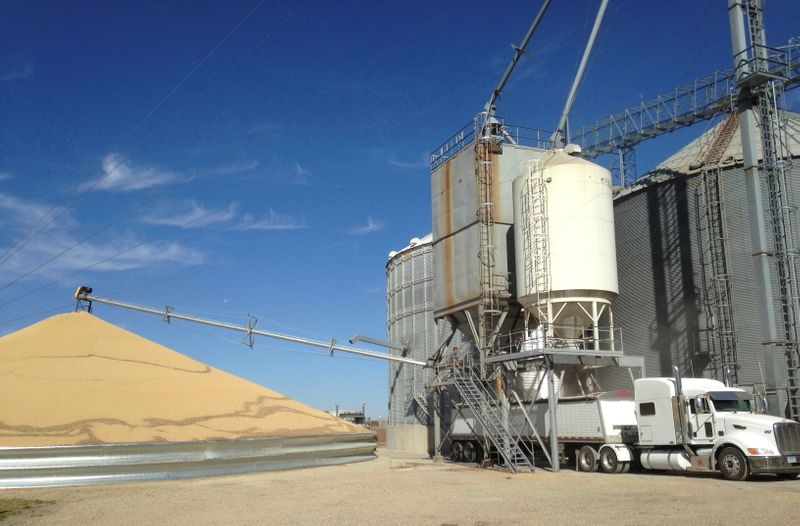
[0, 312, 366, 447]
[615, 111, 800, 200]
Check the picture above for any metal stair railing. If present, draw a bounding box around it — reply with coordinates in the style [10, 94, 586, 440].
[451, 367, 535, 473]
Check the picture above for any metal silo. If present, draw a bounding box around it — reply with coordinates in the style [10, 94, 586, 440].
[605, 112, 800, 415]
[512, 150, 618, 338]
[430, 117, 552, 333]
[385, 235, 436, 452]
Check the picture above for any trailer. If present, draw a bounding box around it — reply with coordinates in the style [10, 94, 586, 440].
[449, 371, 800, 480]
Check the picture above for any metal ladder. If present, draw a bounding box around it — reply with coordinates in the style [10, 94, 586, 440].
[521, 159, 551, 310]
[746, 0, 800, 421]
[451, 368, 534, 473]
[697, 112, 740, 384]
[475, 135, 501, 359]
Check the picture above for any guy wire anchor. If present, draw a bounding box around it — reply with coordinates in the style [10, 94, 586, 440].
[242, 314, 258, 348]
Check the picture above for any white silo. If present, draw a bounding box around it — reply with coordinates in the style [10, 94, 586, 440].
[512, 149, 618, 347]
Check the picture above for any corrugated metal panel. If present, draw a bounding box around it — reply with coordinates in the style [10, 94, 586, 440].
[386, 239, 437, 425]
[0, 433, 376, 488]
[607, 160, 800, 409]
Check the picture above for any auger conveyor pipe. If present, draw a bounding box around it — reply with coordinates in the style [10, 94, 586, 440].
[75, 291, 426, 367]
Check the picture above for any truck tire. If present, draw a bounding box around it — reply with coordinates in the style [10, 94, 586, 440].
[718, 447, 749, 481]
[599, 447, 623, 474]
[463, 441, 476, 463]
[451, 441, 464, 462]
[577, 445, 598, 472]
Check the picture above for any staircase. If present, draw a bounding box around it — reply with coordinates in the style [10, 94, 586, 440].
[451, 368, 534, 473]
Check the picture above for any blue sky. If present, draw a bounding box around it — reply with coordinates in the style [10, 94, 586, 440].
[1, 1, 799, 417]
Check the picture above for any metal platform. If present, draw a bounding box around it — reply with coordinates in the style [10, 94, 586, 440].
[0, 433, 376, 488]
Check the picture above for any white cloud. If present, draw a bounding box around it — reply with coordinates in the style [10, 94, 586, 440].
[0, 229, 204, 280]
[143, 200, 238, 229]
[232, 209, 305, 231]
[0, 62, 34, 82]
[348, 216, 384, 235]
[0, 190, 203, 286]
[0, 172, 12, 181]
[285, 163, 311, 185]
[388, 155, 428, 170]
[0, 191, 76, 229]
[263, 162, 312, 185]
[84, 153, 177, 192]
[210, 160, 259, 176]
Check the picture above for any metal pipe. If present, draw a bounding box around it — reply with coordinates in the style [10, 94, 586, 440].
[77, 292, 426, 367]
[483, 0, 553, 120]
[552, 0, 609, 146]
[728, 0, 780, 388]
[547, 358, 559, 472]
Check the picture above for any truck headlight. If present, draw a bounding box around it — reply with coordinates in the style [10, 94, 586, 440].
[747, 448, 776, 456]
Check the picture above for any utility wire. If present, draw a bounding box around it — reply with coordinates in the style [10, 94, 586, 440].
[0, 0, 266, 271]
[0, 144, 243, 296]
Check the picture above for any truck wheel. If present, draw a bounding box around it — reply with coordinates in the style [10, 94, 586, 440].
[463, 441, 476, 463]
[599, 447, 623, 474]
[718, 447, 749, 481]
[620, 462, 630, 473]
[577, 445, 598, 472]
[451, 441, 464, 462]
[474, 442, 484, 463]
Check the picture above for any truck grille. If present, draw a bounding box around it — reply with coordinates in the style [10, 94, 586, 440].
[774, 422, 800, 455]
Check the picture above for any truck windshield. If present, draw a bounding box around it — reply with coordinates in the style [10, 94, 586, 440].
[708, 391, 751, 413]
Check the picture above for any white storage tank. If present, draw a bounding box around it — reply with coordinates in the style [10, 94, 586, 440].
[512, 150, 618, 336]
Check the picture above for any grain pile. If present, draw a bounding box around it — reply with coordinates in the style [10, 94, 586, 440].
[0, 312, 367, 447]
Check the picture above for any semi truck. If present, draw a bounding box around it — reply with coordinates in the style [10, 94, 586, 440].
[450, 369, 800, 480]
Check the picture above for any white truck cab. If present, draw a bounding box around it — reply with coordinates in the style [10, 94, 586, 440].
[634, 377, 800, 480]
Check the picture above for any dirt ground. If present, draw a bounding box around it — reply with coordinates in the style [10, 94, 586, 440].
[2, 448, 798, 525]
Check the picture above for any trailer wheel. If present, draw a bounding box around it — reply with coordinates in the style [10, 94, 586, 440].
[718, 447, 749, 481]
[620, 462, 630, 473]
[577, 445, 598, 472]
[599, 447, 623, 474]
[451, 441, 464, 462]
[463, 441, 476, 463]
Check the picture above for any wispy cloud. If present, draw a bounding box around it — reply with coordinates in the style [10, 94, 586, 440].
[83, 153, 177, 192]
[210, 159, 259, 176]
[0, 190, 202, 282]
[0, 191, 76, 229]
[348, 216, 384, 235]
[279, 163, 311, 185]
[388, 152, 428, 170]
[0, 172, 12, 182]
[231, 209, 305, 231]
[0, 62, 34, 82]
[8, 232, 204, 275]
[142, 200, 238, 229]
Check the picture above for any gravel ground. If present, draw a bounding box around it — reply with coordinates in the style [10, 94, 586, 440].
[3, 449, 799, 525]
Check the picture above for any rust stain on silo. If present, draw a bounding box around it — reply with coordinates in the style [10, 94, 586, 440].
[492, 152, 501, 219]
[443, 161, 454, 308]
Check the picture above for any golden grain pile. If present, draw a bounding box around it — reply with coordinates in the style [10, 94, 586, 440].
[0, 312, 366, 447]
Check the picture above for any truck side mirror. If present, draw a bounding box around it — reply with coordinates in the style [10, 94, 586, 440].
[694, 395, 706, 413]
